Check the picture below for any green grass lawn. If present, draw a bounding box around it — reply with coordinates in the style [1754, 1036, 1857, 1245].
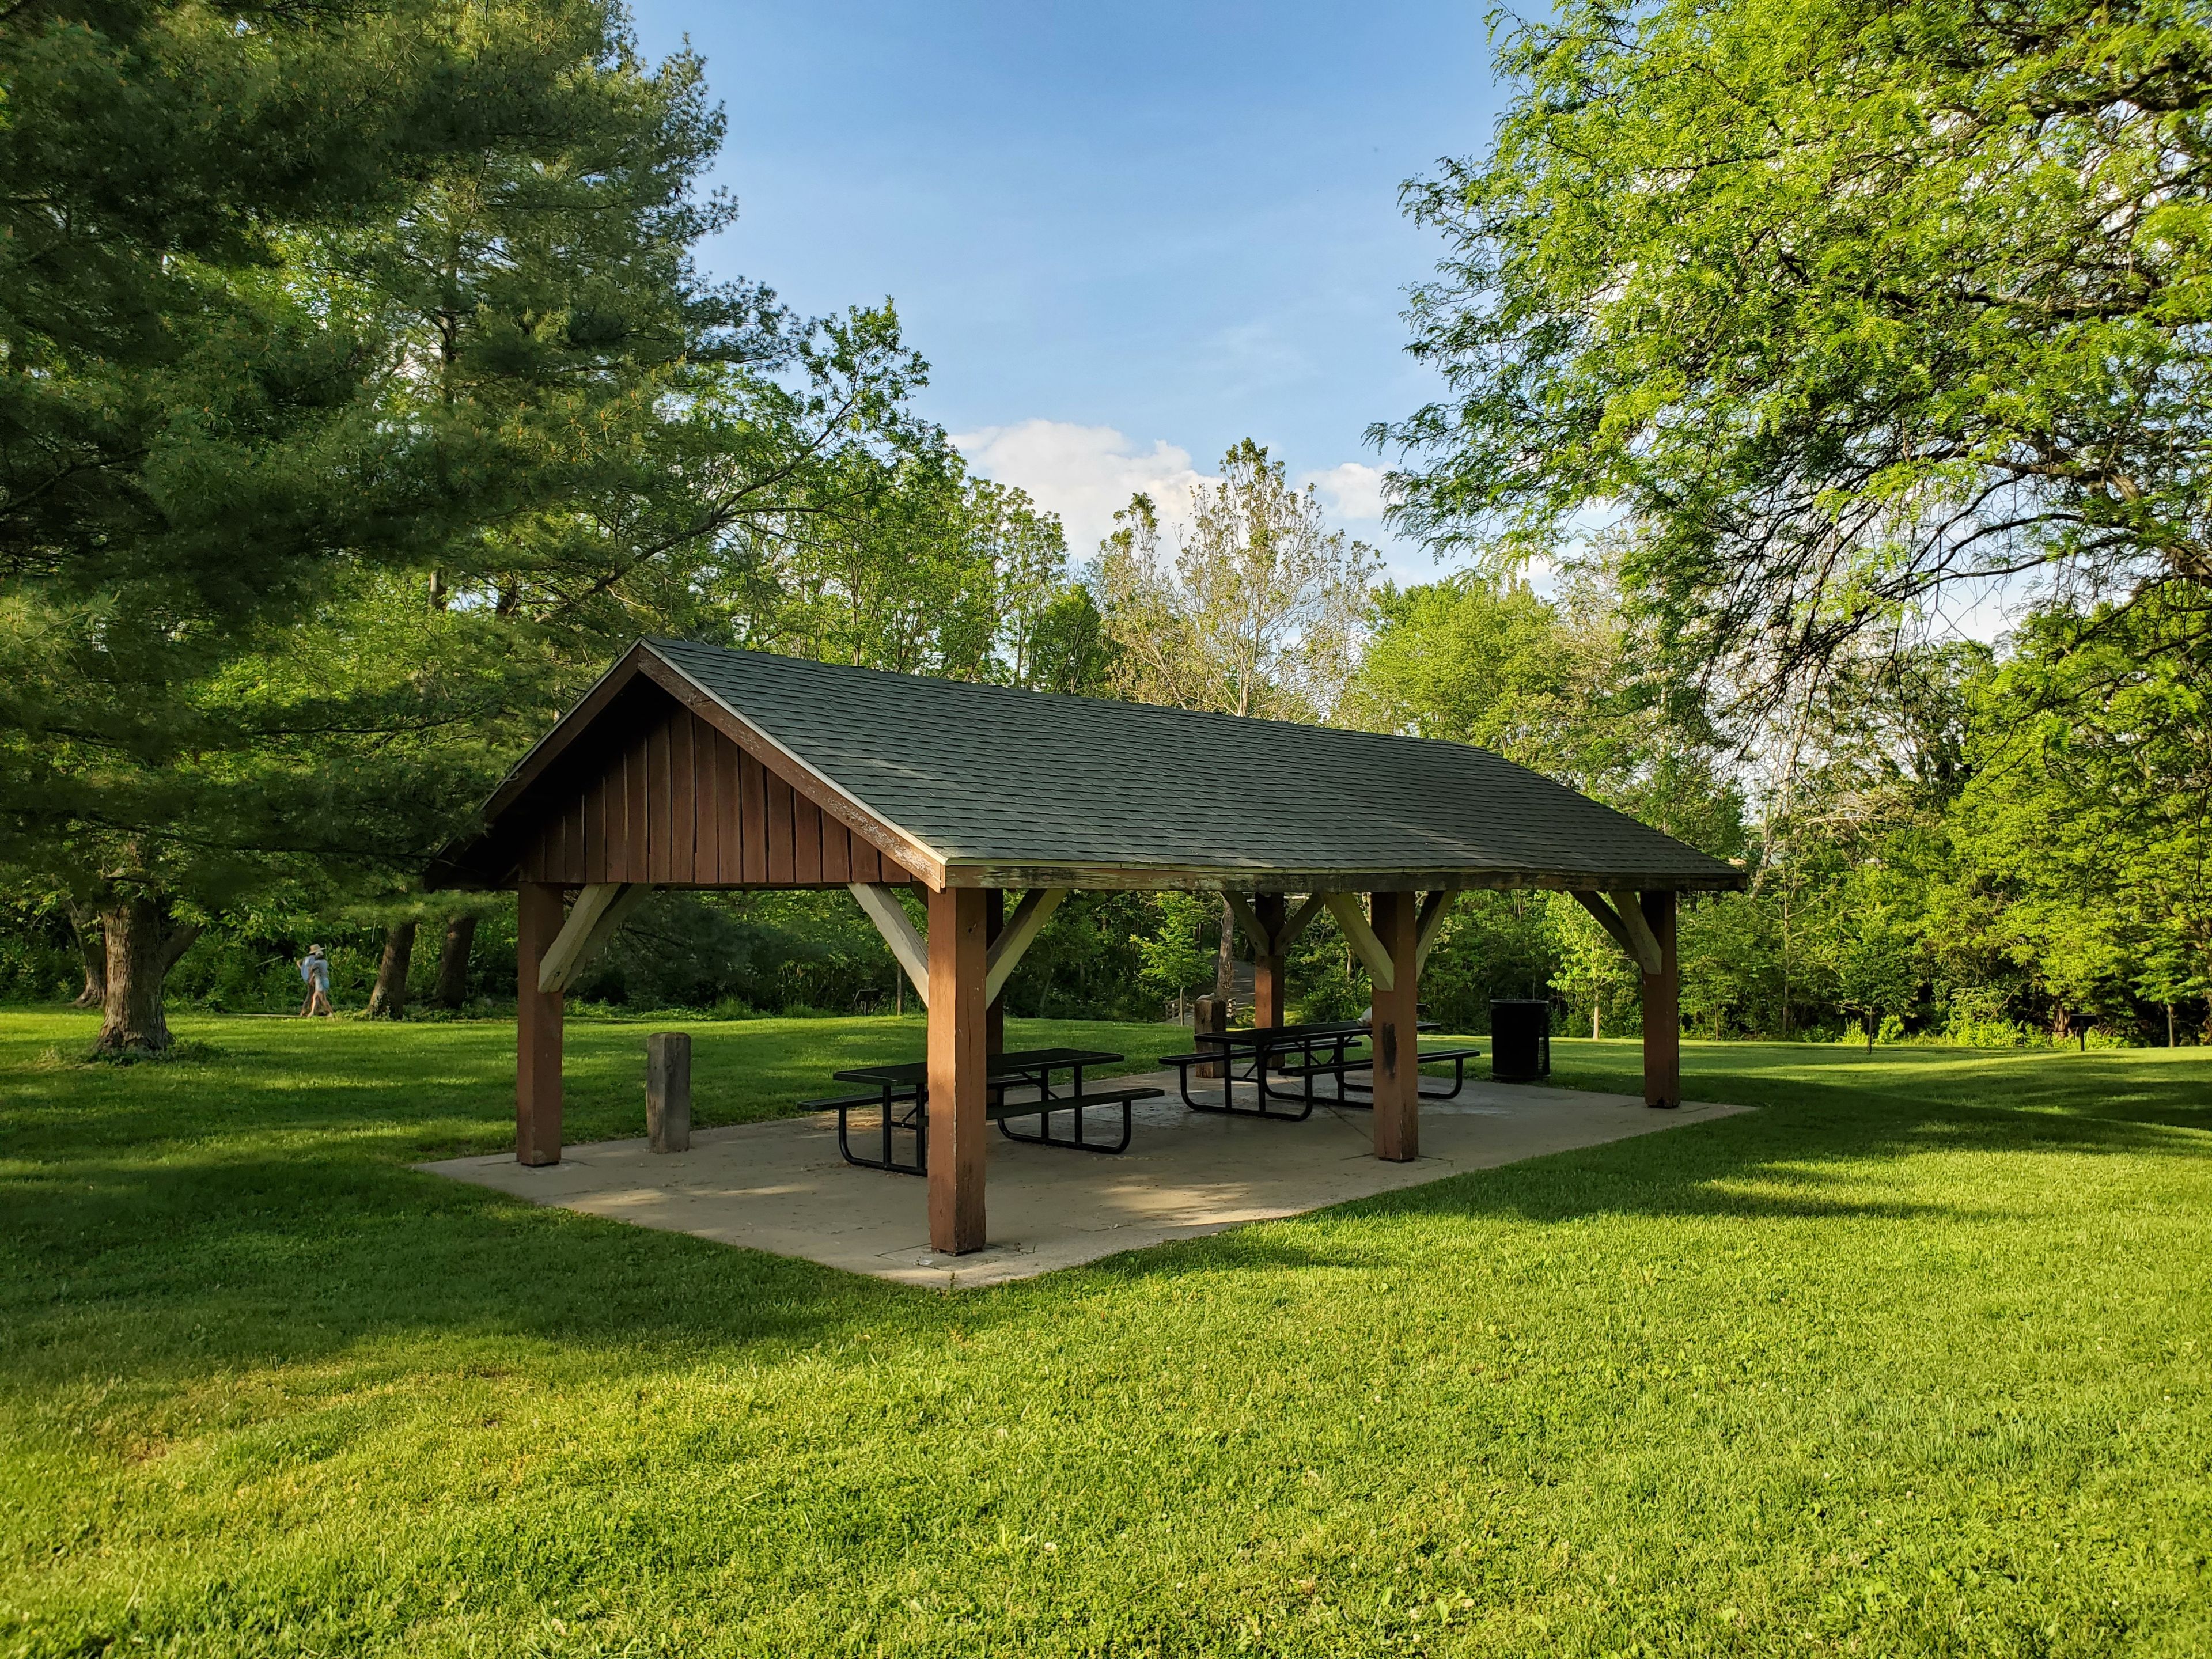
[2, 1007, 2207, 1657]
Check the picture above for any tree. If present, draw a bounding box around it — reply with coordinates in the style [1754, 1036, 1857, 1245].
[1344, 564, 1748, 849]
[1337, 574, 1573, 763]
[1130, 893, 1218, 1022]
[1377, 0, 2212, 714]
[1828, 899, 1922, 1051]
[1095, 441, 1377, 722]
[1951, 589, 2212, 1044]
[1550, 895, 1640, 1039]
[0, 0, 739, 1050]
[1096, 439, 1378, 1001]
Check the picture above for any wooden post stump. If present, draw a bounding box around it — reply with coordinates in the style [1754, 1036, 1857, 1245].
[1195, 994, 1229, 1077]
[646, 1032, 692, 1152]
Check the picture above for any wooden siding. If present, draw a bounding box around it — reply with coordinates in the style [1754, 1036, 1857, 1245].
[517, 702, 902, 888]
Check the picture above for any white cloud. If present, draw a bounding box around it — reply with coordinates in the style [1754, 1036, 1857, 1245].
[956, 419, 1397, 562]
[953, 420, 1217, 558]
[1298, 460, 1390, 522]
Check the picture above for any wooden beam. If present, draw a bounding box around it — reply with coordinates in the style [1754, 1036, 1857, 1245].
[1570, 889, 1634, 958]
[927, 885, 990, 1254]
[1278, 892, 1327, 951]
[1322, 891, 1394, 992]
[984, 887, 1067, 1005]
[516, 882, 565, 1166]
[850, 882, 930, 1007]
[1639, 890, 1681, 1109]
[939, 862, 1746, 895]
[1609, 888, 1666, 976]
[1221, 891, 1274, 957]
[537, 882, 645, 994]
[1252, 893, 1288, 1033]
[984, 888, 1005, 1056]
[1369, 890, 1421, 1161]
[1226, 890, 1325, 960]
[1413, 888, 1459, 975]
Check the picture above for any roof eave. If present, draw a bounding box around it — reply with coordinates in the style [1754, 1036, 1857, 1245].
[933, 859, 1747, 894]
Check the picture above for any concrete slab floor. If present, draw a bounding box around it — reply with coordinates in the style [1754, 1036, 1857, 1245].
[419, 1072, 1748, 1291]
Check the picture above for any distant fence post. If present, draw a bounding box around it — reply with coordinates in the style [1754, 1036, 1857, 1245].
[646, 1032, 692, 1153]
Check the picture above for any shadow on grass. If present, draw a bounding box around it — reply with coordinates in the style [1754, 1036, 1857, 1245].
[3, 1019, 2209, 1401]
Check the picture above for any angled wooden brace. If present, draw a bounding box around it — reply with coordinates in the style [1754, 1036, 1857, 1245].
[985, 888, 1067, 1005]
[1224, 891, 1328, 957]
[1571, 889, 1662, 976]
[1221, 892, 1274, 957]
[1414, 888, 1460, 975]
[538, 882, 647, 994]
[1321, 892, 1395, 993]
[1277, 893, 1327, 952]
[1610, 890, 1668, 976]
[850, 882, 931, 1008]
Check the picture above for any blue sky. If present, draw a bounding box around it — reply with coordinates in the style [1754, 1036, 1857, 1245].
[624, 0, 1506, 575]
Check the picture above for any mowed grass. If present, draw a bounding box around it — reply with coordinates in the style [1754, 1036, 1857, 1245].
[1, 1009, 2207, 1657]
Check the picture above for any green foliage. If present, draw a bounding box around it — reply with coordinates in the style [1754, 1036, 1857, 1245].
[1095, 442, 1377, 721]
[1828, 902, 1924, 1053]
[1418, 892, 1559, 1031]
[1131, 892, 1219, 1010]
[1380, 0, 2212, 707]
[1953, 592, 2212, 1043]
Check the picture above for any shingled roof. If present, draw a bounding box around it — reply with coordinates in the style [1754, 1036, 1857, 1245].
[439, 638, 1744, 892]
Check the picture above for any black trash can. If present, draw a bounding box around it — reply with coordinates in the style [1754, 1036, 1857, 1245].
[1490, 999, 1552, 1082]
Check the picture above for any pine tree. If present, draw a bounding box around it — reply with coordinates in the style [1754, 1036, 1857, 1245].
[0, 0, 742, 1049]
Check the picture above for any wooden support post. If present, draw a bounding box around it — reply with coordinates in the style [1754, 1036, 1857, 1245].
[516, 882, 565, 1166]
[646, 1032, 691, 1153]
[1369, 891, 1421, 1162]
[1639, 890, 1680, 1109]
[927, 885, 989, 1255]
[1252, 893, 1287, 1029]
[984, 888, 1005, 1057]
[1253, 892, 1287, 1073]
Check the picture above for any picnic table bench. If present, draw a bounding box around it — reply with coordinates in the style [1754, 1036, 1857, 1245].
[806, 1047, 1164, 1176]
[1158, 1020, 1480, 1120]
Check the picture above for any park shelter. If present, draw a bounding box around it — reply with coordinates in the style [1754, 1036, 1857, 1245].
[430, 638, 1745, 1256]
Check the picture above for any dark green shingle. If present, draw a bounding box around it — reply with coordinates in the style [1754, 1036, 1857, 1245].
[648, 639, 1739, 888]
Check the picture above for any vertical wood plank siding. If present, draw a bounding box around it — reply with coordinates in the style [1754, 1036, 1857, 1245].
[517, 704, 898, 888]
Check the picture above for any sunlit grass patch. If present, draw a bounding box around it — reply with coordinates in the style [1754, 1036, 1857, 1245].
[1, 1010, 2207, 1656]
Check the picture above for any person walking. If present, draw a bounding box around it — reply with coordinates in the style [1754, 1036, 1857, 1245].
[298, 945, 334, 1017]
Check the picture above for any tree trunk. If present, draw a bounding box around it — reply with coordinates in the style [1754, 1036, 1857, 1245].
[1214, 897, 1236, 1010]
[366, 921, 418, 1020]
[93, 897, 200, 1054]
[2169, 1002, 2178, 1048]
[67, 903, 105, 1009]
[432, 913, 476, 1008]
[1592, 1003, 1601, 1041]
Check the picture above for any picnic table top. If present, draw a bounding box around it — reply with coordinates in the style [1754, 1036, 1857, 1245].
[1195, 1020, 1438, 1047]
[833, 1047, 1124, 1088]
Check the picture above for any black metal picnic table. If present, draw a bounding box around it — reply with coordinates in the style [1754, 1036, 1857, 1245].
[813, 1047, 1164, 1176]
[1160, 1019, 1479, 1120]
